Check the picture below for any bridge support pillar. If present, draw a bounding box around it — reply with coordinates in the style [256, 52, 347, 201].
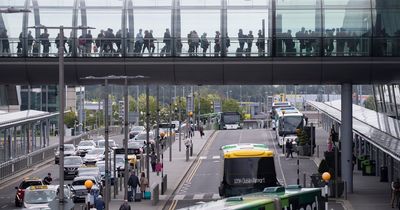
[341, 83, 353, 193]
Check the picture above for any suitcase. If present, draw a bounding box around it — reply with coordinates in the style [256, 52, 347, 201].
[134, 192, 142, 202]
[144, 191, 151, 200]
[128, 189, 133, 202]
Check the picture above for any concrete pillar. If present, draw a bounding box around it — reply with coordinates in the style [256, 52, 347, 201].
[341, 83, 353, 193]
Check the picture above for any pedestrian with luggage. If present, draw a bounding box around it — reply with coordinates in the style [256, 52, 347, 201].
[127, 171, 140, 201]
[140, 172, 149, 198]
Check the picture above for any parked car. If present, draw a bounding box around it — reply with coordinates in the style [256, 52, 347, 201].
[64, 156, 84, 180]
[76, 140, 96, 157]
[14, 177, 43, 207]
[55, 144, 76, 164]
[129, 126, 145, 139]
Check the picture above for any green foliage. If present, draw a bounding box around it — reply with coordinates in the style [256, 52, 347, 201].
[222, 99, 241, 112]
[64, 111, 78, 128]
[364, 95, 376, 111]
[296, 128, 310, 146]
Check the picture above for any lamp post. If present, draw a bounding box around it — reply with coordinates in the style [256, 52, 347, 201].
[81, 75, 148, 208]
[28, 25, 94, 209]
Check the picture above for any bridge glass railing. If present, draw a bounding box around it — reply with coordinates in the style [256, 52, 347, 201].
[0, 36, 399, 58]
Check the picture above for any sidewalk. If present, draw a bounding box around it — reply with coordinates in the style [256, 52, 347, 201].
[311, 126, 392, 210]
[109, 130, 215, 210]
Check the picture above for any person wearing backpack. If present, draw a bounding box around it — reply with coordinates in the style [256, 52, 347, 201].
[391, 178, 400, 208]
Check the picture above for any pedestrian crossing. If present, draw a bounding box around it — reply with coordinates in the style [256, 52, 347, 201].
[198, 156, 220, 160]
[159, 193, 221, 201]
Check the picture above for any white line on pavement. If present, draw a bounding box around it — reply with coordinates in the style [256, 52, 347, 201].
[199, 156, 207, 160]
[193, 194, 205, 200]
[174, 194, 186, 200]
[212, 194, 221, 199]
[266, 130, 287, 187]
[212, 156, 220, 159]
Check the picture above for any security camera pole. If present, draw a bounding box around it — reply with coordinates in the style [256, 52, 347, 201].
[28, 25, 94, 209]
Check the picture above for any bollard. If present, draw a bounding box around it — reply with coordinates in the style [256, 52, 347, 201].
[324, 183, 329, 210]
[186, 146, 189, 162]
[120, 174, 123, 191]
[317, 145, 320, 158]
[303, 173, 306, 187]
[344, 181, 347, 200]
[190, 145, 193, 156]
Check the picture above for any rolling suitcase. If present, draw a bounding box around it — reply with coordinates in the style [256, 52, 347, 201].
[134, 192, 142, 202]
[128, 188, 133, 202]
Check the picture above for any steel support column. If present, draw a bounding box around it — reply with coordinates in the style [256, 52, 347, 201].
[220, 0, 227, 57]
[341, 83, 353, 193]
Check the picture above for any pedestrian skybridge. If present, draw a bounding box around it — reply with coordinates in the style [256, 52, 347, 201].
[307, 100, 400, 179]
[0, 0, 399, 85]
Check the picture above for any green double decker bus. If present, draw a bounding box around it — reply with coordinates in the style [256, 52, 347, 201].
[178, 185, 323, 210]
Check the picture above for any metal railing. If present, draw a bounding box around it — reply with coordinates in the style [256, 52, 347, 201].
[0, 126, 121, 181]
[1, 36, 399, 58]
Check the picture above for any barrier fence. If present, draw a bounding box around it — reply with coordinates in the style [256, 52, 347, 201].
[0, 126, 121, 181]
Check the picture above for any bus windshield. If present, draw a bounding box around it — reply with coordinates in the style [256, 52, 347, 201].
[222, 114, 240, 124]
[224, 157, 278, 189]
[280, 116, 303, 134]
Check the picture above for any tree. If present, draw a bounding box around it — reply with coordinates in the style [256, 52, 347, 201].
[64, 111, 78, 128]
[364, 95, 376, 111]
[222, 99, 241, 112]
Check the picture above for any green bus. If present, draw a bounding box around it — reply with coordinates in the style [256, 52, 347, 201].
[177, 185, 323, 210]
[217, 112, 242, 130]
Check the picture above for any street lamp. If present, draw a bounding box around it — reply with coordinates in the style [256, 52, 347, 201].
[81, 75, 149, 206]
[27, 24, 94, 209]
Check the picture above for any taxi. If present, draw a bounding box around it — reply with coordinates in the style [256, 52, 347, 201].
[14, 177, 43, 207]
[23, 185, 73, 209]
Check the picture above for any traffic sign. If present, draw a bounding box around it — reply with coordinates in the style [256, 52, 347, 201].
[128, 112, 139, 123]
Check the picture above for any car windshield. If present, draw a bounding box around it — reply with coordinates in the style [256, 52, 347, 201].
[79, 168, 99, 175]
[128, 142, 142, 149]
[79, 141, 94, 146]
[21, 181, 42, 189]
[115, 157, 124, 164]
[72, 179, 96, 186]
[98, 140, 116, 148]
[135, 133, 147, 140]
[64, 157, 82, 165]
[24, 189, 56, 204]
[64, 145, 75, 151]
[87, 149, 104, 155]
[132, 126, 144, 131]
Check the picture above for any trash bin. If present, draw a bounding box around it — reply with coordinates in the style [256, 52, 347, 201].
[380, 166, 388, 182]
[362, 160, 376, 176]
[357, 155, 369, 170]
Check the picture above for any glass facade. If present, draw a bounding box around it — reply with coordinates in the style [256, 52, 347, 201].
[374, 84, 400, 119]
[0, 0, 399, 57]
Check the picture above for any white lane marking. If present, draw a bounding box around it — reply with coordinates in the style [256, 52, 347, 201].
[193, 194, 205, 200]
[199, 156, 207, 160]
[239, 129, 243, 143]
[213, 160, 220, 163]
[1, 205, 7, 209]
[212, 156, 220, 159]
[174, 194, 186, 200]
[266, 130, 287, 187]
[212, 194, 221, 199]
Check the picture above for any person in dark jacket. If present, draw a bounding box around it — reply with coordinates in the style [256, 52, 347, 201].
[119, 200, 131, 210]
[43, 173, 52, 185]
[128, 171, 140, 199]
[95, 195, 105, 210]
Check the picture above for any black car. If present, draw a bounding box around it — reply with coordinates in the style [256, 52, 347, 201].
[64, 156, 84, 180]
[129, 126, 145, 139]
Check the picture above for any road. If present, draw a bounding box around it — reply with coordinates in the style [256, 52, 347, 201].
[166, 128, 343, 210]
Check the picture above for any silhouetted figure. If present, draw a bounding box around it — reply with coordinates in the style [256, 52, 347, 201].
[40, 28, 50, 57]
[86, 30, 93, 55]
[55, 33, 67, 55]
[256, 29, 265, 56]
[96, 30, 105, 55]
[214, 31, 221, 57]
[200, 32, 209, 57]
[161, 28, 171, 56]
[246, 30, 254, 56]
